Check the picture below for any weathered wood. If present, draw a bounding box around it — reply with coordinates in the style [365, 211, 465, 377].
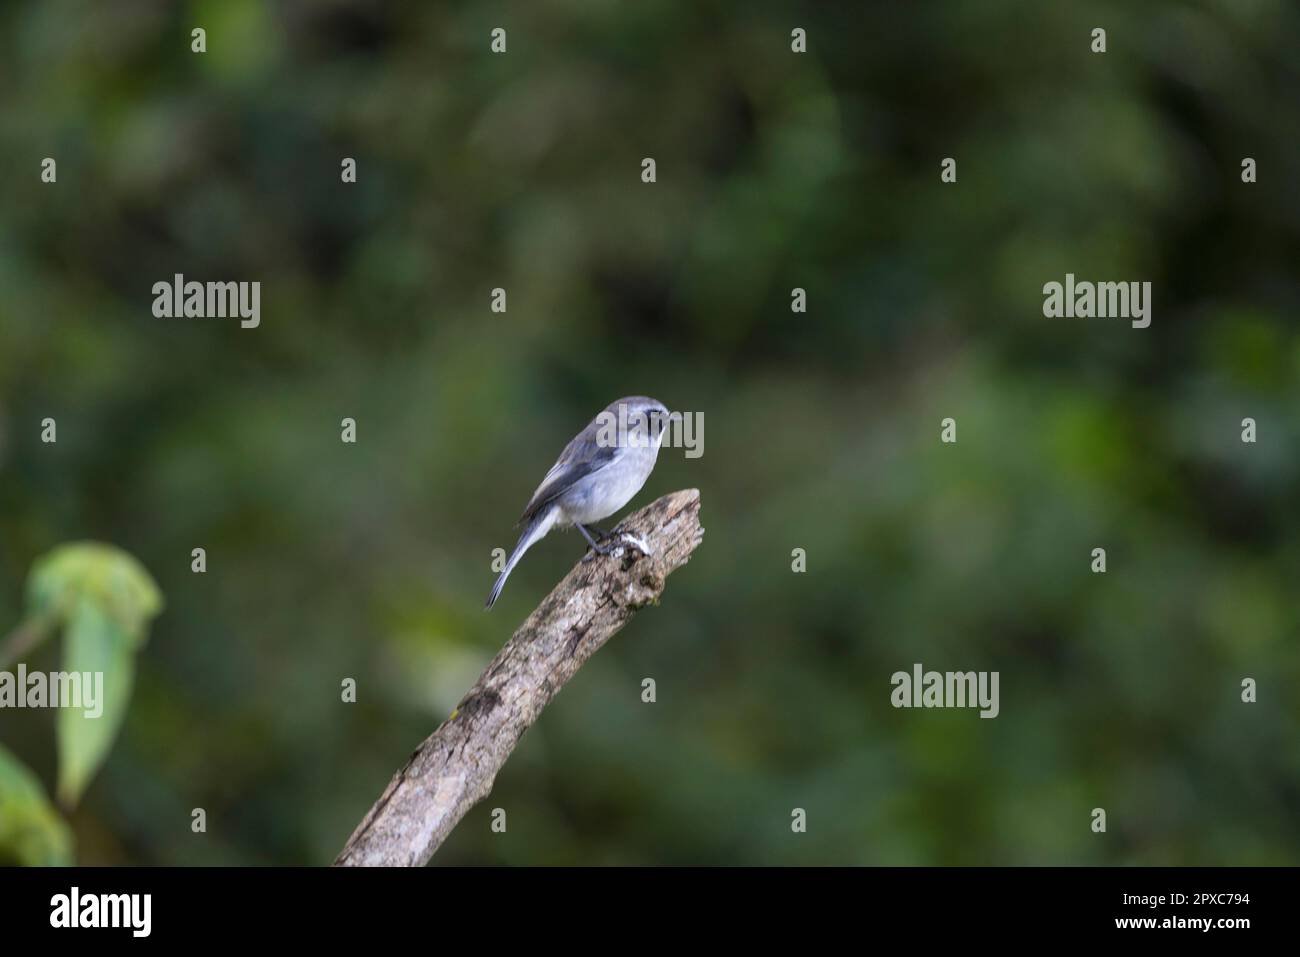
[334, 489, 704, 867]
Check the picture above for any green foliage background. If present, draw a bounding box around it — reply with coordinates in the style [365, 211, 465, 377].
[1, 0, 1297, 865]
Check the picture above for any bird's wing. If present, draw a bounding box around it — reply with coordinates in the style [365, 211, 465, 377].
[518, 424, 622, 524]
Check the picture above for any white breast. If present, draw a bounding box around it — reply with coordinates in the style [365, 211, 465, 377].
[556, 445, 660, 525]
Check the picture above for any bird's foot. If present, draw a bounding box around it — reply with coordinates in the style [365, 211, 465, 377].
[581, 540, 619, 561]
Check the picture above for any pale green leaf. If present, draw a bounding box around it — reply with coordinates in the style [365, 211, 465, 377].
[26, 542, 163, 641]
[55, 598, 139, 807]
[0, 743, 74, 866]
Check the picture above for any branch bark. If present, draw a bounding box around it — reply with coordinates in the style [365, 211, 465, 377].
[334, 488, 704, 867]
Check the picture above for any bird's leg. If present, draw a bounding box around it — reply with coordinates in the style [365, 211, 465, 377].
[577, 523, 617, 558]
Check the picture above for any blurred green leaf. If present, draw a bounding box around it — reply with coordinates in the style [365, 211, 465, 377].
[56, 598, 139, 807]
[21, 543, 162, 807]
[0, 743, 73, 866]
[26, 542, 163, 640]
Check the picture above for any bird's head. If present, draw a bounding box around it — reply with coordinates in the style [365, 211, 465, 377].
[603, 396, 673, 450]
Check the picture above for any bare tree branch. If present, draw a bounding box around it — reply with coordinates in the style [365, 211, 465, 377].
[334, 489, 704, 867]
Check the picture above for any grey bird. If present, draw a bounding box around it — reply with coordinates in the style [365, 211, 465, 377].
[486, 396, 673, 609]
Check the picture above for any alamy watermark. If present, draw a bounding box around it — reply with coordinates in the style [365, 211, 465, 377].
[50, 887, 151, 937]
[0, 666, 104, 718]
[152, 274, 260, 328]
[891, 663, 999, 718]
[595, 404, 703, 458]
[1042, 273, 1151, 328]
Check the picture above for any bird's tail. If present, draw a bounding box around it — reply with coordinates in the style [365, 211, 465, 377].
[485, 506, 559, 609]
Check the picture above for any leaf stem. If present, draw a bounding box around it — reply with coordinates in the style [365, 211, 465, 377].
[0, 616, 52, 671]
